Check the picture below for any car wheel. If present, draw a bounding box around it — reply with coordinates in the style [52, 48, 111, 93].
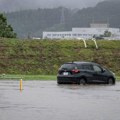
[108, 78, 114, 85]
[79, 78, 86, 85]
[57, 80, 62, 84]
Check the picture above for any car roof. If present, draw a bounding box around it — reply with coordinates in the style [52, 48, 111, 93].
[65, 61, 99, 65]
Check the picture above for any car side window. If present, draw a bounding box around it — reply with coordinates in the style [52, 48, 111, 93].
[93, 65, 102, 72]
[82, 65, 93, 70]
[77, 65, 82, 69]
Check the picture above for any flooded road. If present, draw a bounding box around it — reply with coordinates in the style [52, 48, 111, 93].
[0, 80, 120, 120]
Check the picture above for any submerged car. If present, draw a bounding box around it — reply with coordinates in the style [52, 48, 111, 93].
[57, 61, 116, 85]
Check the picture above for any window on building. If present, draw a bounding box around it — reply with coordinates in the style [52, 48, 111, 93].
[78, 34, 82, 36]
[47, 34, 51, 36]
[73, 34, 77, 36]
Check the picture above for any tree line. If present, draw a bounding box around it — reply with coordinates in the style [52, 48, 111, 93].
[5, 0, 120, 38]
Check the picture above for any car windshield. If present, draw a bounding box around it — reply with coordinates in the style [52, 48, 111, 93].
[60, 63, 77, 70]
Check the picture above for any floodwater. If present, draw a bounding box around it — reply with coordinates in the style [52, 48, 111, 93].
[0, 80, 120, 120]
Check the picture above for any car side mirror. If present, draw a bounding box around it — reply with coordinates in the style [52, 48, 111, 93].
[102, 69, 106, 73]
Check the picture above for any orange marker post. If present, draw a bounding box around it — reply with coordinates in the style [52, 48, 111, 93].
[20, 79, 23, 91]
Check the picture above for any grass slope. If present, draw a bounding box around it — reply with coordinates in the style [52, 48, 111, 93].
[0, 38, 120, 76]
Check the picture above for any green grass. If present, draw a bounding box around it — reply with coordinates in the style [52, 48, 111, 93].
[0, 74, 119, 81]
[0, 38, 120, 76]
[0, 74, 57, 80]
[117, 76, 120, 80]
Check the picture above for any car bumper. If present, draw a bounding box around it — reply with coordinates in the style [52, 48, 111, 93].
[57, 75, 79, 84]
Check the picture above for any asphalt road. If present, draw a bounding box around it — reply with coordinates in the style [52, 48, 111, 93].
[0, 80, 120, 120]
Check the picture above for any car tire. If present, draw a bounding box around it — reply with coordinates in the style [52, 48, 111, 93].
[108, 78, 115, 85]
[79, 78, 86, 85]
[57, 80, 62, 84]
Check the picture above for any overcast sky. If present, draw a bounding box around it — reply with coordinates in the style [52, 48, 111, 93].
[0, 0, 105, 12]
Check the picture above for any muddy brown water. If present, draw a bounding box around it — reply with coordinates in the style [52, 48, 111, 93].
[0, 80, 120, 120]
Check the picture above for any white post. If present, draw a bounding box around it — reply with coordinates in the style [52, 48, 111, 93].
[92, 38, 98, 49]
[81, 39, 87, 48]
[77, 38, 87, 48]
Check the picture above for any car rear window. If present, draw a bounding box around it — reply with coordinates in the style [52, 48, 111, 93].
[60, 63, 77, 70]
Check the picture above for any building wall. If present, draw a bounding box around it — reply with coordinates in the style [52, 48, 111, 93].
[43, 28, 120, 39]
[90, 23, 109, 28]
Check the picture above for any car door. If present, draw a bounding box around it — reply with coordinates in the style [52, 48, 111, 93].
[81, 64, 95, 83]
[92, 65, 106, 83]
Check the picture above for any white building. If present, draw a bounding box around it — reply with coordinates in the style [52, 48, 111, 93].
[43, 23, 120, 40]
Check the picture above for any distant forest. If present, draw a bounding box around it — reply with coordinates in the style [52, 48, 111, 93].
[5, 0, 120, 38]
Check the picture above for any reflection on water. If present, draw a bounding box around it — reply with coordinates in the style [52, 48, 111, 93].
[0, 80, 120, 120]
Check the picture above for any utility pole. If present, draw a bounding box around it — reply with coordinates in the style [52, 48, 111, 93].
[60, 7, 65, 24]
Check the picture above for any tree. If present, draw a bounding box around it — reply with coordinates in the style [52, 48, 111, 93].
[0, 13, 16, 38]
[104, 30, 112, 37]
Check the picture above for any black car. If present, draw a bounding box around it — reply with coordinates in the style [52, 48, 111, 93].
[57, 61, 116, 85]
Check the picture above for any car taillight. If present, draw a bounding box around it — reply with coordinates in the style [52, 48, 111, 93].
[72, 69, 80, 74]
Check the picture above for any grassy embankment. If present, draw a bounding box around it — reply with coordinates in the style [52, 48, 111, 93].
[0, 38, 120, 80]
[0, 74, 120, 80]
